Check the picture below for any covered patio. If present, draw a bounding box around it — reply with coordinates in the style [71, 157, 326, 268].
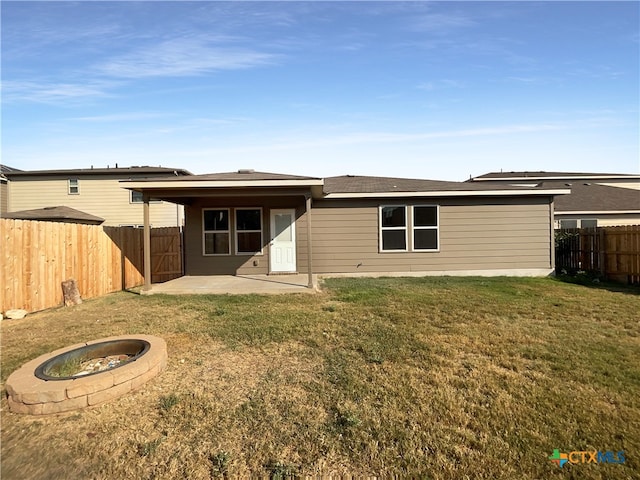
[121, 171, 324, 292]
[141, 274, 320, 295]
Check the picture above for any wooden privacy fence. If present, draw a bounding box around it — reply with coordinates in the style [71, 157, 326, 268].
[0, 219, 183, 313]
[555, 225, 640, 284]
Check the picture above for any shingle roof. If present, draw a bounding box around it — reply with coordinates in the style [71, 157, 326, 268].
[471, 171, 639, 181]
[5, 166, 191, 177]
[205, 171, 321, 181]
[136, 170, 322, 182]
[0, 164, 22, 173]
[541, 181, 640, 212]
[323, 175, 541, 194]
[122, 171, 567, 198]
[2, 206, 105, 224]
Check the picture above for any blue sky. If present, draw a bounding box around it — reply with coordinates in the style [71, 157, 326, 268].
[2, 1, 638, 180]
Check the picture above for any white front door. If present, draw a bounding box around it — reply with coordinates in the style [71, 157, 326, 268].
[270, 209, 296, 273]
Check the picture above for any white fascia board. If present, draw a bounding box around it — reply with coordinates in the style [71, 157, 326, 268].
[474, 175, 640, 182]
[323, 189, 570, 199]
[556, 210, 640, 215]
[121, 179, 324, 190]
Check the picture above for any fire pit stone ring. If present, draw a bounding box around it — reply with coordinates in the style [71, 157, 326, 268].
[5, 334, 167, 415]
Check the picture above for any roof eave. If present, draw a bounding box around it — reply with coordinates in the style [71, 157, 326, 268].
[473, 175, 640, 182]
[556, 210, 640, 215]
[323, 189, 570, 199]
[121, 179, 325, 190]
[7, 168, 192, 177]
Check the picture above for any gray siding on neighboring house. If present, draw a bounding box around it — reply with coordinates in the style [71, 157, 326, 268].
[183, 195, 554, 276]
[8, 176, 183, 227]
[308, 197, 553, 274]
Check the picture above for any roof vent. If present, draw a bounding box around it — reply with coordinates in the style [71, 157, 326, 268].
[238, 169, 255, 174]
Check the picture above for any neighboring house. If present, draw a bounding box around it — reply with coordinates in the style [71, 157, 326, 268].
[3, 166, 191, 227]
[468, 171, 640, 228]
[0, 174, 7, 215]
[0, 164, 22, 214]
[2, 206, 105, 225]
[122, 170, 569, 286]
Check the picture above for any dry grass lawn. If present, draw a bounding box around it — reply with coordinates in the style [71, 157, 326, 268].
[1, 276, 639, 479]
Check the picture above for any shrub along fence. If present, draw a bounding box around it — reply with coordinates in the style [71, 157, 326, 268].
[555, 225, 640, 284]
[0, 219, 183, 313]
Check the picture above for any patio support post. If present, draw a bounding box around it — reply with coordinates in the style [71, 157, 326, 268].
[305, 193, 314, 288]
[143, 194, 152, 291]
[550, 199, 556, 272]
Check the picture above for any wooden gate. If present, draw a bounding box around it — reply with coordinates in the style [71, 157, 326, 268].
[151, 227, 183, 283]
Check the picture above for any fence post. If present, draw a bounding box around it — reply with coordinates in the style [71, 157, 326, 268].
[598, 228, 606, 277]
[119, 227, 126, 291]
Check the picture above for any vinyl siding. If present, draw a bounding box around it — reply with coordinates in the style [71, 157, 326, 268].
[182, 195, 554, 276]
[0, 181, 7, 214]
[307, 198, 553, 274]
[184, 196, 309, 276]
[8, 176, 183, 227]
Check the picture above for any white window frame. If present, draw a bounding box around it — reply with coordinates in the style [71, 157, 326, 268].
[412, 205, 440, 252]
[202, 208, 231, 256]
[379, 205, 408, 252]
[130, 190, 144, 203]
[68, 178, 79, 195]
[235, 207, 263, 255]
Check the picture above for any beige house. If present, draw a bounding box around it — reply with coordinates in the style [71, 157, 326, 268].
[3, 166, 191, 227]
[0, 175, 7, 215]
[1, 164, 22, 215]
[122, 170, 569, 289]
[469, 171, 640, 228]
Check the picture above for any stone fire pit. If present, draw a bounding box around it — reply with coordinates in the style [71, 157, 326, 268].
[5, 334, 167, 415]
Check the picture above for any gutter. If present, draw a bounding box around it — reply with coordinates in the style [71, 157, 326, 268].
[557, 210, 640, 215]
[322, 189, 570, 199]
[122, 179, 325, 189]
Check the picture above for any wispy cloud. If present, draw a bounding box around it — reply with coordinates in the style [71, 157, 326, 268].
[336, 42, 367, 52]
[565, 64, 627, 80]
[1, 80, 117, 104]
[411, 12, 476, 33]
[67, 112, 171, 123]
[184, 123, 566, 155]
[506, 76, 543, 84]
[96, 37, 279, 79]
[417, 79, 465, 91]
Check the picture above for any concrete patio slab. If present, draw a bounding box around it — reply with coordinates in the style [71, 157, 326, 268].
[142, 275, 319, 295]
